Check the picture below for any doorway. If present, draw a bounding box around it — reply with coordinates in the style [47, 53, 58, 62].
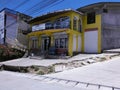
[41, 37, 50, 51]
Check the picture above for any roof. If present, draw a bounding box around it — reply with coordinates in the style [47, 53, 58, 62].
[77, 2, 120, 12]
[0, 8, 32, 18]
[0, 8, 17, 14]
[29, 9, 83, 24]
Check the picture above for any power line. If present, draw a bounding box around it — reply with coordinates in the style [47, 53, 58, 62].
[23, 0, 45, 13]
[25, 0, 58, 14]
[13, 0, 31, 10]
[28, 0, 64, 15]
[29, 0, 57, 15]
[31, 0, 65, 16]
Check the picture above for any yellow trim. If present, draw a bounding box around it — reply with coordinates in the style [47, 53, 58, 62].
[28, 29, 81, 36]
[97, 15, 101, 53]
[50, 35, 54, 46]
[28, 29, 67, 36]
[68, 34, 73, 56]
[70, 13, 73, 30]
[81, 16, 84, 52]
[38, 35, 41, 48]
[81, 33, 84, 52]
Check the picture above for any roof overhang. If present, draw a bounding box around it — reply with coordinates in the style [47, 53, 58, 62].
[77, 2, 120, 12]
[29, 9, 83, 24]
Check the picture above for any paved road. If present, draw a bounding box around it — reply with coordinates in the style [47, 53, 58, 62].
[0, 71, 91, 90]
[46, 57, 120, 89]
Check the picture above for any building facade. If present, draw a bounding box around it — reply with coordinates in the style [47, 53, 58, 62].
[28, 2, 120, 56]
[0, 8, 32, 50]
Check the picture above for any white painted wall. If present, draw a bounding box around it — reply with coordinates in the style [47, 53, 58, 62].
[84, 30, 98, 53]
[73, 35, 76, 52]
[0, 11, 5, 44]
[78, 35, 81, 52]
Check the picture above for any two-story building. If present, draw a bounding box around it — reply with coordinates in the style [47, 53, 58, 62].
[28, 9, 83, 56]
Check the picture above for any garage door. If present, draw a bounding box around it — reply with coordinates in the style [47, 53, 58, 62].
[84, 30, 98, 53]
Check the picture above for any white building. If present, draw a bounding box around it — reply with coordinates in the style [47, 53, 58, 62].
[0, 8, 32, 50]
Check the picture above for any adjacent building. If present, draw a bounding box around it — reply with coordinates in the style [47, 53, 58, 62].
[77, 2, 120, 53]
[0, 8, 32, 50]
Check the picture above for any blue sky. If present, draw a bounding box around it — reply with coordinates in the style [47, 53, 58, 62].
[0, 0, 120, 17]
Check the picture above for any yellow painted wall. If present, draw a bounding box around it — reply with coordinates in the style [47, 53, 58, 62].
[82, 14, 101, 53]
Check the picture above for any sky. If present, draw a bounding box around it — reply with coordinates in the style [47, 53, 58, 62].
[0, 0, 120, 17]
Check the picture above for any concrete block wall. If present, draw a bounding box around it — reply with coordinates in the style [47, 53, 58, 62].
[102, 9, 120, 50]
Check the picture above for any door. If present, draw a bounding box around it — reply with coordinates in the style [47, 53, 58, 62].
[84, 30, 98, 53]
[41, 37, 50, 51]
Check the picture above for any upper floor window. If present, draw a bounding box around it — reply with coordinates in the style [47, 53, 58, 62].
[45, 21, 53, 29]
[87, 12, 96, 24]
[54, 16, 70, 29]
[32, 24, 45, 31]
[73, 16, 77, 30]
[78, 19, 82, 32]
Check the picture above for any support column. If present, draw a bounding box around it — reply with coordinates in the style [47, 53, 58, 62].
[81, 33, 84, 52]
[70, 14, 73, 30]
[38, 35, 41, 48]
[50, 35, 54, 46]
[68, 34, 73, 56]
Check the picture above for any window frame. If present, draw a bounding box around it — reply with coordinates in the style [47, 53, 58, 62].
[87, 12, 96, 24]
[55, 38, 68, 49]
[54, 16, 70, 29]
[73, 16, 78, 30]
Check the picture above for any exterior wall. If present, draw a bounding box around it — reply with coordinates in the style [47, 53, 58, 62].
[73, 34, 76, 52]
[5, 10, 18, 45]
[83, 14, 101, 53]
[72, 34, 82, 52]
[0, 8, 31, 50]
[102, 9, 120, 50]
[17, 13, 31, 48]
[0, 11, 5, 44]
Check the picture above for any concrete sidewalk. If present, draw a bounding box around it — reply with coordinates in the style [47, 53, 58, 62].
[0, 53, 120, 74]
[0, 53, 117, 67]
[0, 54, 98, 67]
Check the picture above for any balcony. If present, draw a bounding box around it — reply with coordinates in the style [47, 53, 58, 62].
[32, 16, 70, 32]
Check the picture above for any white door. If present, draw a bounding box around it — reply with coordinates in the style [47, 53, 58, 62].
[84, 30, 98, 53]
